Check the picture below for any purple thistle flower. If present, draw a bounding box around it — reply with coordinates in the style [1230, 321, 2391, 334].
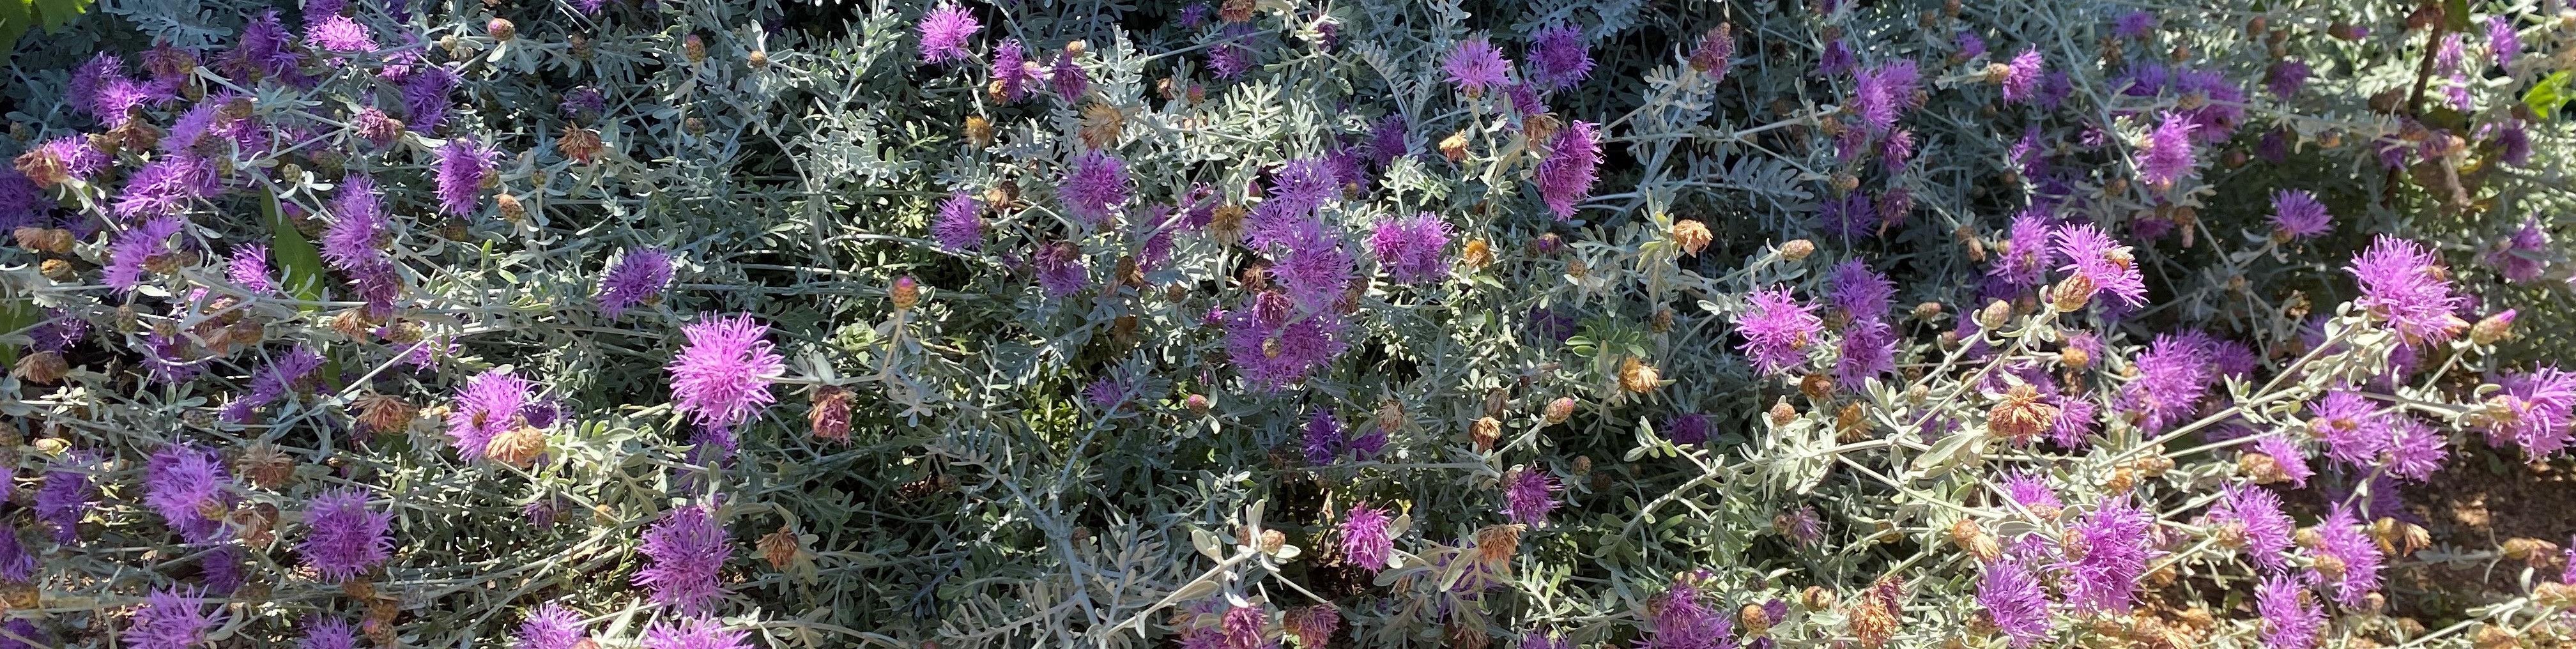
[668, 314, 786, 432]
[561, 88, 606, 119]
[2253, 434, 2313, 488]
[1780, 506, 1823, 544]
[916, 3, 981, 65]
[516, 603, 587, 649]
[2485, 366, 2576, 457]
[2051, 398, 2099, 448]
[1989, 210, 2053, 289]
[1441, 38, 1512, 96]
[2136, 112, 2199, 188]
[992, 40, 1033, 102]
[1224, 291, 1348, 390]
[932, 192, 984, 251]
[1955, 30, 1987, 59]
[1209, 43, 1253, 79]
[105, 217, 189, 293]
[598, 248, 675, 319]
[2050, 223, 2147, 308]
[222, 346, 326, 423]
[305, 14, 376, 52]
[321, 174, 388, 270]
[1851, 60, 1922, 135]
[2308, 504, 2384, 606]
[1061, 150, 1131, 224]
[1220, 605, 1273, 649]
[1367, 116, 1408, 167]
[1179, 3, 1210, 29]
[2119, 333, 2214, 432]
[1525, 26, 1594, 91]
[40, 136, 112, 181]
[2115, 11, 2157, 38]
[1735, 287, 1823, 376]
[1977, 557, 2049, 648]
[1340, 503, 1393, 570]
[640, 616, 752, 649]
[1641, 576, 1733, 649]
[2487, 218, 2549, 283]
[1819, 39, 1852, 75]
[125, 588, 223, 649]
[2255, 576, 2324, 649]
[401, 65, 460, 133]
[300, 489, 394, 581]
[2000, 49, 2044, 103]
[0, 526, 29, 582]
[2211, 484, 2295, 572]
[1505, 82, 1546, 116]
[227, 10, 309, 86]
[0, 619, 49, 649]
[436, 137, 498, 216]
[1266, 222, 1354, 312]
[2269, 190, 2331, 240]
[1666, 413, 1712, 445]
[70, 54, 126, 119]
[2349, 235, 2466, 345]
[146, 445, 231, 543]
[1301, 411, 1342, 465]
[2055, 495, 2156, 613]
[2001, 472, 2062, 514]
[1034, 241, 1089, 296]
[201, 546, 244, 594]
[1874, 128, 1916, 175]
[112, 155, 222, 219]
[1836, 319, 1897, 390]
[300, 618, 358, 649]
[2310, 392, 2386, 468]
[2385, 415, 2449, 481]
[2267, 60, 2310, 99]
[1369, 212, 1452, 284]
[1504, 468, 1560, 525]
[1537, 121, 1601, 220]
[230, 245, 275, 293]
[2436, 33, 2466, 75]
[37, 452, 98, 543]
[448, 369, 534, 461]
[1690, 24, 1735, 80]
[636, 506, 733, 615]
[2490, 16, 2522, 67]
[1828, 260, 1895, 322]
[1049, 51, 1088, 102]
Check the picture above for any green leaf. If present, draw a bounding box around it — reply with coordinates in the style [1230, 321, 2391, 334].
[263, 189, 330, 305]
[2443, 0, 2472, 33]
[2524, 71, 2573, 119]
[0, 296, 34, 366]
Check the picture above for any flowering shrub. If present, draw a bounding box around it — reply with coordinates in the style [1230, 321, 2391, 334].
[6, 0, 2576, 648]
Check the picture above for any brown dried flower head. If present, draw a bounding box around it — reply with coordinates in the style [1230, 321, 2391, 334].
[1987, 384, 2060, 445]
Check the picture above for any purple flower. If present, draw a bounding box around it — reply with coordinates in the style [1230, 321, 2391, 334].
[1061, 150, 1130, 224]
[1504, 467, 1560, 525]
[2119, 333, 2214, 432]
[300, 618, 358, 649]
[1977, 558, 2049, 648]
[2001, 472, 2062, 514]
[1836, 319, 1896, 389]
[1525, 26, 1593, 91]
[36, 452, 97, 543]
[2485, 366, 2576, 457]
[2308, 504, 2384, 606]
[1735, 287, 1823, 376]
[992, 40, 1033, 102]
[2255, 576, 2324, 649]
[436, 137, 498, 216]
[2308, 392, 2386, 468]
[599, 248, 675, 319]
[931, 192, 985, 251]
[1340, 503, 1393, 570]
[2382, 415, 2448, 481]
[401, 65, 460, 132]
[2253, 434, 2313, 487]
[2052, 397, 2099, 447]
[2269, 190, 2331, 239]
[2267, 60, 2310, 99]
[2349, 236, 2466, 344]
[300, 489, 394, 581]
[125, 588, 222, 649]
[1300, 411, 1343, 464]
[2435, 33, 2466, 75]
[305, 14, 376, 52]
[1049, 51, 1089, 102]
[1666, 413, 1712, 445]
[1225, 291, 1348, 390]
[1441, 38, 1512, 96]
[2490, 16, 2522, 67]
[70, 54, 126, 119]
[229, 245, 275, 293]
[1955, 30, 1987, 59]
[1820, 39, 1852, 75]
[112, 155, 221, 218]
[1209, 43, 1253, 79]
[39, 136, 111, 181]
[0, 524, 29, 582]
[2000, 49, 2043, 103]
[668, 314, 786, 432]
[1690, 24, 1734, 80]
[147, 445, 232, 543]
[640, 616, 752, 649]
[916, 3, 981, 64]
[1989, 210, 2053, 289]
[2115, 11, 2158, 38]
[448, 369, 535, 461]
[222, 346, 326, 423]
[1851, 60, 1922, 135]
[636, 506, 733, 614]
[2050, 223, 2147, 308]
[1828, 261, 1895, 322]
[1537, 121, 1601, 220]
[2055, 495, 2156, 613]
[1877, 128, 1917, 174]
[2487, 218, 2549, 283]
[2211, 485, 2294, 572]
[1220, 605, 1272, 649]
[105, 217, 188, 293]
[1641, 576, 1733, 649]
[1367, 116, 1409, 167]
[0, 619, 49, 649]
[516, 603, 587, 649]
[1369, 212, 1452, 284]
[2136, 111, 2199, 188]
[1264, 222, 1353, 312]
[561, 88, 606, 119]
[225, 10, 309, 86]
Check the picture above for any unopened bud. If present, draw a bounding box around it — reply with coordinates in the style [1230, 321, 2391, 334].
[1542, 397, 1575, 425]
[1779, 239, 1814, 261]
[1767, 398, 1797, 426]
[2472, 309, 2517, 345]
[487, 18, 516, 41]
[891, 275, 921, 311]
[683, 34, 707, 62]
[1975, 299, 2011, 330]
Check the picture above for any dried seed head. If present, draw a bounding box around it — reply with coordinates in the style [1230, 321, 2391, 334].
[965, 116, 995, 148]
[239, 443, 295, 489]
[1208, 204, 1248, 242]
[1439, 130, 1470, 162]
[1470, 416, 1503, 451]
[1652, 309, 1675, 333]
[1798, 373, 1832, 400]
[558, 126, 604, 164]
[2239, 452, 2288, 484]
[40, 259, 75, 282]
[1460, 238, 1494, 270]
[1801, 586, 1837, 610]
[809, 386, 854, 443]
[1671, 219, 1713, 256]
[486, 425, 548, 468]
[12, 148, 67, 187]
[758, 526, 801, 569]
[10, 351, 67, 385]
[1618, 357, 1662, 393]
[1768, 398, 1798, 426]
[1988, 383, 2058, 445]
[1473, 524, 1522, 563]
[355, 393, 418, 435]
[2502, 537, 2561, 565]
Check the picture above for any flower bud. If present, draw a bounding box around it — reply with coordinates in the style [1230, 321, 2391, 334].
[1779, 239, 1814, 261]
[1542, 397, 1575, 424]
[1184, 393, 1211, 413]
[1460, 238, 1494, 270]
[2048, 274, 2097, 312]
[2059, 345, 2090, 369]
[39, 259, 74, 282]
[486, 425, 547, 468]
[1949, 519, 2002, 562]
[1800, 586, 1836, 611]
[496, 194, 525, 221]
[487, 18, 516, 41]
[747, 50, 769, 68]
[14, 227, 72, 254]
[1740, 604, 1773, 636]
[891, 275, 921, 311]
[1767, 398, 1797, 426]
[1911, 302, 1943, 321]
[2472, 309, 2517, 345]
[965, 116, 995, 148]
[683, 34, 707, 63]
